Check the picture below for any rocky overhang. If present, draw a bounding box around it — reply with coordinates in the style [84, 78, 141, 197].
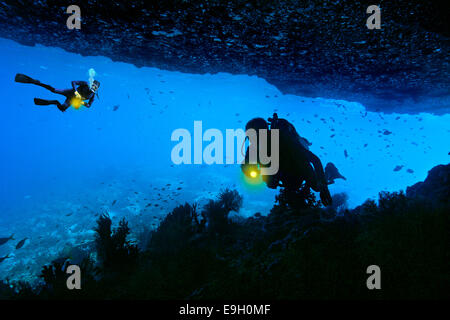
[0, 0, 449, 114]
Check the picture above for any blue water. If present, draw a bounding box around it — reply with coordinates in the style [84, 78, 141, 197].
[0, 37, 449, 282]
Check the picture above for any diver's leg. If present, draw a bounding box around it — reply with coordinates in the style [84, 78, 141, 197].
[34, 98, 69, 112]
[15, 74, 74, 98]
[306, 151, 327, 186]
[304, 163, 320, 192]
[34, 98, 61, 107]
[15, 74, 71, 96]
[25, 78, 59, 93]
[53, 89, 74, 98]
[304, 160, 332, 206]
[58, 99, 71, 112]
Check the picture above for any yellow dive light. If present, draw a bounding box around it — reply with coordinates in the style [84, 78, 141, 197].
[241, 163, 264, 189]
[71, 91, 85, 109]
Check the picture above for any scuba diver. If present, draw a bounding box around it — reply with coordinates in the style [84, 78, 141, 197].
[14, 73, 100, 112]
[241, 113, 333, 206]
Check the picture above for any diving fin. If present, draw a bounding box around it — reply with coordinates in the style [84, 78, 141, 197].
[15, 73, 38, 84]
[34, 98, 53, 106]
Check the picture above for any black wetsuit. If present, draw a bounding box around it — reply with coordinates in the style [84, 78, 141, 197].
[15, 74, 96, 112]
[242, 114, 332, 206]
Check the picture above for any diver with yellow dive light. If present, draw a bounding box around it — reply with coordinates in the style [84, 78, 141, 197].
[14, 73, 100, 112]
[241, 113, 333, 207]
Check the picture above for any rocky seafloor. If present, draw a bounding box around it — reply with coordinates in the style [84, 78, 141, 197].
[0, 163, 448, 299]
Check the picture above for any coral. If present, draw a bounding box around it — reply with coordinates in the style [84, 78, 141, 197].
[331, 192, 349, 213]
[0, 280, 17, 299]
[149, 203, 201, 254]
[202, 188, 243, 236]
[218, 188, 243, 213]
[3, 172, 449, 299]
[271, 185, 320, 216]
[94, 214, 139, 274]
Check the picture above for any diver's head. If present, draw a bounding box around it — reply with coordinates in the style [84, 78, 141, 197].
[243, 117, 269, 155]
[245, 117, 269, 132]
[90, 80, 100, 93]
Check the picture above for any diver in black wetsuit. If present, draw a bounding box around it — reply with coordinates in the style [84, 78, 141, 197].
[14, 73, 100, 112]
[241, 113, 333, 206]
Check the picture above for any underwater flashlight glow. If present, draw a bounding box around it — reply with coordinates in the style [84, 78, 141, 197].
[250, 170, 258, 178]
[70, 97, 84, 109]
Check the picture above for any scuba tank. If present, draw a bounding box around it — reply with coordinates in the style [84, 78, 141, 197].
[268, 113, 311, 150]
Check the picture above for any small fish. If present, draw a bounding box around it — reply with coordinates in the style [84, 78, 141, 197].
[113, 105, 120, 111]
[0, 255, 11, 263]
[112, 200, 117, 206]
[406, 169, 414, 174]
[383, 129, 392, 135]
[393, 165, 404, 172]
[0, 234, 14, 246]
[344, 150, 348, 158]
[16, 238, 29, 250]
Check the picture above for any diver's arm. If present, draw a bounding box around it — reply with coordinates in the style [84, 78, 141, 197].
[71, 81, 87, 91]
[85, 95, 95, 108]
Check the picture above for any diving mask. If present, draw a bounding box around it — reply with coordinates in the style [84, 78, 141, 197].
[90, 80, 100, 93]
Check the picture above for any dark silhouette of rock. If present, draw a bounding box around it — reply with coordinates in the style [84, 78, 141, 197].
[406, 164, 450, 205]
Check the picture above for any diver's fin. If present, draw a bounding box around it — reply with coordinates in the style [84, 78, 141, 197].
[34, 98, 55, 106]
[15, 73, 37, 84]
